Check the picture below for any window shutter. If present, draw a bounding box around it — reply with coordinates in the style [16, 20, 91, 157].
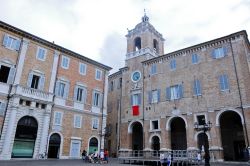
[92, 91, 95, 106]
[7, 67, 16, 84]
[15, 39, 21, 51]
[178, 84, 183, 98]
[38, 75, 45, 90]
[130, 95, 133, 106]
[83, 88, 87, 103]
[73, 86, 78, 101]
[0, 102, 6, 116]
[148, 91, 152, 104]
[211, 50, 216, 59]
[166, 87, 171, 100]
[197, 80, 201, 95]
[138, 93, 141, 105]
[223, 47, 228, 56]
[27, 72, 33, 87]
[55, 81, 59, 95]
[157, 89, 161, 102]
[224, 75, 229, 90]
[63, 82, 69, 99]
[219, 75, 224, 90]
[2, 34, 8, 46]
[99, 93, 103, 108]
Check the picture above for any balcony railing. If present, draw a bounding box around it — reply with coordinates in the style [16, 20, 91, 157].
[12, 85, 53, 102]
[126, 47, 158, 60]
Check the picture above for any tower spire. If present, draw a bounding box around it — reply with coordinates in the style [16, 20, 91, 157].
[142, 9, 149, 22]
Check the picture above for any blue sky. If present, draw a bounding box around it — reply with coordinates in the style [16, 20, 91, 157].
[0, 0, 249, 73]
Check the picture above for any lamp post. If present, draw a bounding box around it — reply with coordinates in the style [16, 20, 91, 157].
[194, 121, 212, 166]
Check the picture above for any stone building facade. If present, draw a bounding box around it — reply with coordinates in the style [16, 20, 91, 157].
[0, 21, 111, 160]
[107, 14, 250, 162]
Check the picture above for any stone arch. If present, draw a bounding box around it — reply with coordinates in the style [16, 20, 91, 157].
[88, 136, 100, 154]
[128, 119, 143, 133]
[216, 108, 244, 126]
[134, 37, 141, 51]
[194, 131, 211, 141]
[149, 133, 162, 143]
[47, 132, 63, 158]
[166, 115, 188, 131]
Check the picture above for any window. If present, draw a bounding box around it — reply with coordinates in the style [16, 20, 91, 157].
[134, 37, 141, 51]
[219, 74, 229, 91]
[92, 118, 99, 129]
[212, 47, 227, 59]
[54, 112, 62, 125]
[61, 56, 70, 69]
[95, 69, 102, 80]
[148, 90, 160, 103]
[151, 64, 157, 75]
[109, 80, 114, 91]
[0, 101, 6, 116]
[117, 78, 122, 89]
[193, 79, 202, 96]
[55, 80, 69, 99]
[0, 65, 15, 84]
[197, 115, 206, 125]
[2, 34, 21, 51]
[36, 47, 47, 61]
[131, 93, 141, 106]
[74, 85, 87, 103]
[170, 59, 176, 70]
[93, 91, 103, 107]
[79, 63, 87, 75]
[74, 115, 82, 128]
[27, 72, 45, 90]
[151, 120, 159, 130]
[166, 85, 183, 100]
[192, 54, 199, 64]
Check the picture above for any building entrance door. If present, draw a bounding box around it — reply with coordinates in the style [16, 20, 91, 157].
[48, 133, 61, 158]
[89, 137, 98, 154]
[170, 117, 187, 150]
[132, 122, 143, 152]
[12, 116, 38, 158]
[220, 111, 246, 161]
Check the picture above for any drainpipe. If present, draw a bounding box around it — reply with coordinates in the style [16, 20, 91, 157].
[229, 39, 249, 147]
[142, 65, 145, 151]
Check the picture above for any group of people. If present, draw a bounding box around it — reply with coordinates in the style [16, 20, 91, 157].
[82, 149, 109, 164]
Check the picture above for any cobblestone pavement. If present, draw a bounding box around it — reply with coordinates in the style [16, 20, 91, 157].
[0, 158, 249, 166]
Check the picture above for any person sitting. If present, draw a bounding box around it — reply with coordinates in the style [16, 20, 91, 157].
[82, 149, 87, 161]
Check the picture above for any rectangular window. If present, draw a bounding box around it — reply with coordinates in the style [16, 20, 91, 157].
[79, 63, 87, 75]
[131, 93, 141, 106]
[2, 34, 21, 51]
[74, 85, 87, 103]
[170, 59, 176, 70]
[151, 90, 160, 103]
[193, 79, 202, 96]
[54, 112, 62, 125]
[31, 75, 40, 89]
[93, 92, 100, 106]
[36, 47, 47, 61]
[118, 78, 122, 89]
[151, 64, 157, 75]
[74, 115, 82, 128]
[61, 56, 70, 69]
[109, 80, 114, 91]
[166, 85, 183, 100]
[212, 47, 227, 59]
[55, 81, 67, 98]
[192, 54, 199, 64]
[27, 72, 45, 90]
[0, 102, 6, 116]
[0, 65, 10, 83]
[197, 115, 206, 125]
[92, 118, 99, 129]
[151, 120, 159, 130]
[219, 74, 229, 91]
[95, 69, 102, 80]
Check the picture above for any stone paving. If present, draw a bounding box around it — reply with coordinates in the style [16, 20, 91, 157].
[0, 158, 249, 166]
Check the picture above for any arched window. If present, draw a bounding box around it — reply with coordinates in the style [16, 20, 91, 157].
[134, 37, 141, 51]
[153, 39, 159, 53]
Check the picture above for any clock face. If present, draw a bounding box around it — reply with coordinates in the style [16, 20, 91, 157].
[132, 71, 141, 82]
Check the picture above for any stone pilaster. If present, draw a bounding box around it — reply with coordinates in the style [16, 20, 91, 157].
[49, 51, 59, 93]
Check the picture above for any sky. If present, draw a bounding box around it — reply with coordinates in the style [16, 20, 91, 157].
[0, 0, 249, 73]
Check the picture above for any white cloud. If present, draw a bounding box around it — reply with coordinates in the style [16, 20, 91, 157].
[0, 0, 249, 73]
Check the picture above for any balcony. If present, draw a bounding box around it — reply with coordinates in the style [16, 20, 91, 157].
[0, 82, 10, 95]
[12, 85, 53, 102]
[126, 47, 158, 60]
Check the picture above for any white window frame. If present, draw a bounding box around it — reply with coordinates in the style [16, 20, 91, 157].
[214, 47, 225, 59]
[132, 93, 140, 106]
[74, 115, 82, 128]
[170, 86, 178, 100]
[61, 55, 70, 69]
[170, 59, 176, 70]
[194, 113, 208, 127]
[193, 79, 202, 96]
[79, 62, 87, 75]
[0, 61, 15, 84]
[92, 118, 99, 130]
[151, 64, 157, 75]
[54, 111, 63, 126]
[192, 54, 199, 64]
[219, 74, 229, 91]
[74, 85, 87, 103]
[36, 46, 47, 61]
[95, 69, 102, 81]
[151, 90, 158, 103]
[57, 81, 66, 97]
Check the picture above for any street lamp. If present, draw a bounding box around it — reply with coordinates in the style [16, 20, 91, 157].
[194, 121, 212, 166]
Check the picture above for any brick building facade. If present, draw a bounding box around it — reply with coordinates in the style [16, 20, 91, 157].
[0, 21, 111, 160]
[107, 14, 250, 162]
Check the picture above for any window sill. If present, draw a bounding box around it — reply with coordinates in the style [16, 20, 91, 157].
[149, 129, 161, 133]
